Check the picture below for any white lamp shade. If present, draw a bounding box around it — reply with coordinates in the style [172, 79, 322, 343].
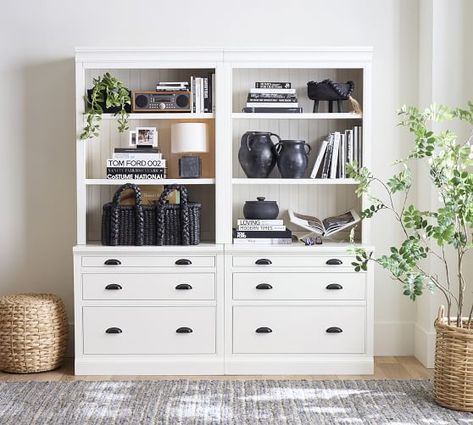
[171, 123, 209, 154]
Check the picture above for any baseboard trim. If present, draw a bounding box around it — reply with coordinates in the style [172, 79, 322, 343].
[374, 321, 414, 356]
[414, 323, 435, 368]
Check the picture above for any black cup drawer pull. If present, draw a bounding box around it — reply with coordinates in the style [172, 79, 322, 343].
[326, 258, 343, 266]
[176, 327, 193, 334]
[326, 283, 343, 290]
[175, 284, 193, 290]
[256, 327, 273, 334]
[104, 259, 121, 266]
[105, 284, 123, 290]
[105, 327, 122, 334]
[256, 283, 273, 290]
[175, 259, 192, 266]
[326, 327, 343, 334]
[255, 258, 272, 265]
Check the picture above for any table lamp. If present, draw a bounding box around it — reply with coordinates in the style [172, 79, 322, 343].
[171, 123, 209, 178]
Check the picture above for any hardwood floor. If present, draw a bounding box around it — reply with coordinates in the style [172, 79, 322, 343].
[0, 357, 433, 382]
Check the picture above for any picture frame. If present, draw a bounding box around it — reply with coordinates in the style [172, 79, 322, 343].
[128, 130, 137, 146]
[136, 127, 158, 147]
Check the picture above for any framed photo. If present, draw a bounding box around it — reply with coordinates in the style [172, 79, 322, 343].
[136, 127, 158, 147]
[128, 130, 137, 146]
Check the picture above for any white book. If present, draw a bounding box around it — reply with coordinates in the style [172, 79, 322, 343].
[339, 133, 345, 178]
[237, 225, 286, 231]
[310, 140, 328, 178]
[353, 126, 359, 168]
[237, 219, 284, 226]
[245, 102, 299, 108]
[250, 88, 296, 94]
[113, 152, 163, 160]
[347, 129, 353, 164]
[107, 158, 166, 168]
[358, 126, 363, 166]
[330, 132, 341, 178]
[233, 238, 292, 245]
[195, 78, 202, 113]
[190, 76, 195, 113]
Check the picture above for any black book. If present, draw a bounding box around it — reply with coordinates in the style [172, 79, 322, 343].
[242, 107, 303, 113]
[246, 97, 298, 103]
[248, 93, 297, 100]
[321, 136, 334, 179]
[107, 167, 166, 174]
[233, 229, 292, 239]
[255, 82, 291, 89]
[114, 147, 160, 153]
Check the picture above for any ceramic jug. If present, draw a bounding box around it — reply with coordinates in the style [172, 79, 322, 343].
[238, 131, 280, 178]
[275, 140, 311, 178]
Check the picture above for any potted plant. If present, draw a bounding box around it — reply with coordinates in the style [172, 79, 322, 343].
[80, 72, 131, 140]
[348, 103, 473, 411]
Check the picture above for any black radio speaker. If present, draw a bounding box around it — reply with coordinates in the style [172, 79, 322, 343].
[132, 91, 191, 112]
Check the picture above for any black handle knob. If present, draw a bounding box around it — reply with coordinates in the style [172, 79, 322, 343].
[256, 327, 273, 333]
[175, 259, 192, 265]
[256, 283, 273, 290]
[255, 258, 272, 265]
[326, 283, 343, 290]
[175, 284, 193, 290]
[105, 327, 122, 334]
[176, 327, 193, 334]
[326, 258, 343, 265]
[104, 259, 121, 266]
[105, 284, 123, 290]
[326, 327, 343, 333]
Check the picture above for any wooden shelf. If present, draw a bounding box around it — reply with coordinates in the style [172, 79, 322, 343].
[232, 113, 362, 120]
[85, 178, 215, 185]
[232, 178, 357, 185]
[86, 113, 215, 121]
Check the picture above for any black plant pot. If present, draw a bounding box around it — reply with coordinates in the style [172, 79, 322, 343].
[243, 197, 279, 219]
[87, 89, 132, 114]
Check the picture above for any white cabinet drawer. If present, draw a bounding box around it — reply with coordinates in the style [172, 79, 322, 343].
[233, 273, 365, 300]
[82, 273, 215, 300]
[83, 306, 215, 354]
[81, 256, 215, 268]
[232, 255, 354, 268]
[233, 306, 365, 354]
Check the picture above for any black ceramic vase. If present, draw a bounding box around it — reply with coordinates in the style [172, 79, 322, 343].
[243, 197, 279, 219]
[238, 131, 280, 178]
[275, 140, 311, 178]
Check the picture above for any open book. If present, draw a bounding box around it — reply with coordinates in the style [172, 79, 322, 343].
[288, 209, 360, 237]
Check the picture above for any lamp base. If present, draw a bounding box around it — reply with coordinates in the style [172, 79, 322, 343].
[178, 155, 202, 178]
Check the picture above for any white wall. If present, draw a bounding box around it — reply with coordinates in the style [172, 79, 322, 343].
[0, 0, 422, 355]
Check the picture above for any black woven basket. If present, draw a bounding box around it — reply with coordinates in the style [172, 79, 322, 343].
[156, 185, 201, 246]
[101, 183, 157, 246]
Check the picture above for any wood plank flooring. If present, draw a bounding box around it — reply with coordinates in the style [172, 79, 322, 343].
[0, 357, 433, 382]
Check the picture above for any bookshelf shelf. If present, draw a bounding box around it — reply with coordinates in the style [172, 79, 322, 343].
[231, 113, 362, 120]
[232, 178, 357, 185]
[85, 178, 215, 185]
[88, 113, 215, 121]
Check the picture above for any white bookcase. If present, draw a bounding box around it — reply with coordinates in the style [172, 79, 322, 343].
[73, 47, 374, 375]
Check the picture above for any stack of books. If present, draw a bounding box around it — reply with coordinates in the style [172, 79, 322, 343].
[233, 219, 292, 245]
[310, 126, 363, 179]
[190, 74, 215, 113]
[242, 82, 302, 113]
[155, 81, 189, 91]
[106, 148, 167, 180]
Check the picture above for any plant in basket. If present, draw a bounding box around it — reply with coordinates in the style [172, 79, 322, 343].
[348, 103, 473, 412]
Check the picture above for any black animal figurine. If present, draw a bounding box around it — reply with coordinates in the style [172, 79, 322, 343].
[307, 79, 360, 113]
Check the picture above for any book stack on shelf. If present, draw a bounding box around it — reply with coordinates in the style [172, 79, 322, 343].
[106, 148, 167, 180]
[242, 82, 302, 113]
[189, 74, 215, 113]
[233, 219, 292, 245]
[310, 126, 363, 179]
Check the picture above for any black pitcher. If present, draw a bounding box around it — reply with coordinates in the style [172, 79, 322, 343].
[238, 131, 280, 178]
[275, 140, 311, 178]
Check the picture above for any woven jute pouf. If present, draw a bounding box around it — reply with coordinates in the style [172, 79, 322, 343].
[0, 293, 68, 373]
[433, 307, 473, 412]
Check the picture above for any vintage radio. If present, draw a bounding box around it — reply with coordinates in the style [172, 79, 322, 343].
[132, 91, 191, 112]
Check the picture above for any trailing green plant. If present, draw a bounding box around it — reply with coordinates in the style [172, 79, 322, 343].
[348, 103, 473, 327]
[80, 72, 131, 140]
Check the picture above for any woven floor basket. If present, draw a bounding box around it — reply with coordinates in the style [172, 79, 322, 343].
[0, 294, 68, 373]
[433, 307, 473, 412]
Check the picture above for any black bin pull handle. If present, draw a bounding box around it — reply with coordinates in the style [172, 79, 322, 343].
[176, 327, 193, 334]
[105, 284, 123, 290]
[175, 258, 192, 266]
[256, 283, 273, 290]
[104, 259, 121, 266]
[326, 283, 343, 290]
[175, 284, 193, 290]
[256, 327, 273, 334]
[255, 258, 272, 265]
[326, 258, 343, 266]
[105, 327, 122, 334]
[326, 327, 343, 334]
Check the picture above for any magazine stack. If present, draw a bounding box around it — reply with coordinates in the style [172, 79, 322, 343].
[242, 82, 302, 113]
[233, 219, 292, 245]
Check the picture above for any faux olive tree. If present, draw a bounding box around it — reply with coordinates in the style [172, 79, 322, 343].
[349, 103, 473, 327]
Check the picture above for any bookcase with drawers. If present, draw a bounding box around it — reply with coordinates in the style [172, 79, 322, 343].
[73, 47, 374, 375]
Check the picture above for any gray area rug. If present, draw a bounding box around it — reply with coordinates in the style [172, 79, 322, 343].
[0, 379, 472, 424]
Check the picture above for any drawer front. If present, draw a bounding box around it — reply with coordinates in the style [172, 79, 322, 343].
[233, 306, 365, 354]
[82, 273, 215, 300]
[82, 256, 215, 268]
[233, 273, 365, 300]
[232, 255, 354, 268]
[83, 306, 215, 354]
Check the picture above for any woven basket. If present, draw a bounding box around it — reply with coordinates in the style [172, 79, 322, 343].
[433, 306, 473, 412]
[0, 294, 68, 373]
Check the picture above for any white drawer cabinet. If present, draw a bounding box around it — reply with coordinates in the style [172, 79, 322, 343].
[82, 255, 215, 268]
[232, 255, 353, 268]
